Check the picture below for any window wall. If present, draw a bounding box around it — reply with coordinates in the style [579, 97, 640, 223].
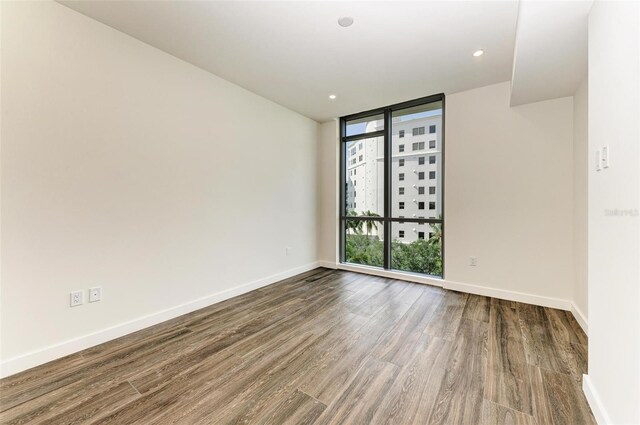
[340, 95, 444, 277]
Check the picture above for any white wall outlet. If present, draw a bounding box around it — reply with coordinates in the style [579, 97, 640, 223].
[469, 256, 477, 266]
[89, 286, 102, 303]
[596, 149, 602, 171]
[285, 247, 291, 256]
[70, 290, 84, 307]
[601, 145, 610, 168]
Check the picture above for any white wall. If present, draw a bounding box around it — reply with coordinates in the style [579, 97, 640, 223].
[0, 1, 319, 375]
[573, 76, 588, 326]
[317, 121, 339, 264]
[445, 82, 574, 304]
[585, 1, 640, 423]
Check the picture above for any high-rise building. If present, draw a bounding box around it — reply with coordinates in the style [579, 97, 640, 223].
[345, 115, 442, 243]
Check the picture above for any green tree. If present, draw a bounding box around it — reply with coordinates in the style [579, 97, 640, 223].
[345, 210, 363, 234]
[360, 210, 381, 236]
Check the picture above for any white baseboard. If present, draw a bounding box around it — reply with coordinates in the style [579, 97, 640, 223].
[318, 260, 338, 269]
[326, 262, 586, 326]
[571, 303, 589, 335]
[0, 262, 321, 379]
[583, 374, 611, 425]
[443, 279, 572, 311]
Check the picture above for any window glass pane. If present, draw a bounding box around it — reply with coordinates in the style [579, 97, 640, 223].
[344, 136, 384, 217]
[345, 114, 384, 137]
[345, 219, 384, 268]
[391, 222, 442, 276]
[391, 101, 443, 220]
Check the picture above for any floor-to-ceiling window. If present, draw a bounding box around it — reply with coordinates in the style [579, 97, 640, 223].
[340, 94, 444, 277]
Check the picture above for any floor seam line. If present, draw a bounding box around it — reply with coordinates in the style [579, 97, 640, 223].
[127, 379, 142, 396]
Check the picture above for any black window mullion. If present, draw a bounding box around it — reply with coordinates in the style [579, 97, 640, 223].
[383, 109, 391, 269]
[339, 118, 347, 263]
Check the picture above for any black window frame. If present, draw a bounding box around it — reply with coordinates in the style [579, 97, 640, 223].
[339, 93, 445, 277]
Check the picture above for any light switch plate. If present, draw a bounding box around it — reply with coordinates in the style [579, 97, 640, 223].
[596, 149, 602, 171]
[602, 145, 610, 168]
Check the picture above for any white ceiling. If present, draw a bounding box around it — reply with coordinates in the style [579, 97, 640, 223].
[510, 0, 592, 106]
[59, 1, 519, 122]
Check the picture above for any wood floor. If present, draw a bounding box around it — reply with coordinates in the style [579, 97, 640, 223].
[0, 268, 595, 424]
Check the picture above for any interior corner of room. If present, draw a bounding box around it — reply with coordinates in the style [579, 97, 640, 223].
[1, 0, 638, 424]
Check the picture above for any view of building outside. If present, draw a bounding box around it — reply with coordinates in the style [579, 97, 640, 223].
[343, 102, 443, 276]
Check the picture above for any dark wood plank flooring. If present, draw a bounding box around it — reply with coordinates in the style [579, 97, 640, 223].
[0, 268, 595, 424]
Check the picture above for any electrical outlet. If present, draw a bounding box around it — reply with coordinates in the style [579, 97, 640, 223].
[469, 256, 477, 266]
[70, 290, 84, 307]
[89, 287, 102, 303]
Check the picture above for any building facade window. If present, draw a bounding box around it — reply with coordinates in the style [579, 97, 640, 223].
[340, 94, 444, 277]
[412, 142, 425, 151]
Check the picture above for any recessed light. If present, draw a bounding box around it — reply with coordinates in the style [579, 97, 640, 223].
[329, 94, 337, 100]
[338, 17, 354, 27]
[473, 49, 484, 57]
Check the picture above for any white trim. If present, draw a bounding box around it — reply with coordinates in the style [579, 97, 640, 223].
[571, 302, 589, 335]
[333, 262, 444, 288]
[318, 260, 338, 269]
[443, 279, 572, 311]
[0, 262, 320, 378]
[329, 262, 573, 311]
[583, 374, 612, 425]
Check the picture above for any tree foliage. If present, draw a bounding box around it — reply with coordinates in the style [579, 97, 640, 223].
[344, 210, 443, 276]
[345, 232, 442, 277]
